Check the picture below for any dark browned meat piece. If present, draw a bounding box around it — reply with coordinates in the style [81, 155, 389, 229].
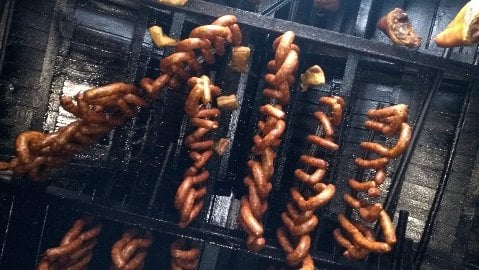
[377, 8, 422, 48]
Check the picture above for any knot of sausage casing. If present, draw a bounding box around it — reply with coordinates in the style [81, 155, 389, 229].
[175, 76, 221, 228]
[360, 122, 412, 158]
[261, 31, 298, 105]
[239, 31, 298, 252]
[2, 83, 150, 182]
[111, 229, 153, 270]
[277, 94, 344, 269]
[170, 239, 200, 270]
[37, 217, 102, 270]
[336, 104, 409, 260]
[337, 214, 393, 254]
[276, 227, 312, 267]
[365, 104, 408, 136]
[333, 225, 373, 260]
[155, 15, 243, 89]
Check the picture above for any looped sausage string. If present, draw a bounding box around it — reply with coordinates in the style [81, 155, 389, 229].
[0, 15, 243, 182]
[237, 31, 299, 252]
[170, 239, 201, 270]
[0, 14, 246, 270]
[111, 228, 154, 270]
[334, 104, 412, 259]
[174, 76, 221, 228]
[37, 217, 102, 270]
[276, 95, 344, 269]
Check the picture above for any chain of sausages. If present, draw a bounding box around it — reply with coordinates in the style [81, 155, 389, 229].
[174, 76, 221, 228]
[0, 15, 244, 182]
[140, 15, 242, 94]
[276, 96, 344, 269]
[0, 83, 151, 181]
[170, 239, 201, 270]
[111, 229, 154, 270]
[237, 31, 298, 252]
[334, 104, 412, 259]
[37, 217, 102, 270]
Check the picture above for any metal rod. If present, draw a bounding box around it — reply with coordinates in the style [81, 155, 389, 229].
[35, 204, 50, 264]
[144, 0, 478, 79]
[147, 143, 174, 215]
[0, 0, 15, 77]
[261, 0, 292, 16]
[287, 0, 298, 21]
[216, 55, 251, 179]
[424, 0, 442, 49]
[413, 80, 474, 270]
[392, 210, 409, 270]
[328, 54, 359, 190]
[403, 238, 414, 270]
[0, 195, 14, 264]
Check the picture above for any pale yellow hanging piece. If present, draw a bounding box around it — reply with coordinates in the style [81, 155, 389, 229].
[158, 0, 189, 6]
[435, 0, 479, 47]
[148, 26, 179, 47]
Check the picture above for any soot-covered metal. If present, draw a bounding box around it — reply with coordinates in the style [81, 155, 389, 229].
[0, 0, 479, 269]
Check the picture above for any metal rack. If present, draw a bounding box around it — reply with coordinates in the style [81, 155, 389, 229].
[0, 0, 478, 269]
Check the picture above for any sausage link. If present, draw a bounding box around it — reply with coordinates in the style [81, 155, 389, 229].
[37, 217, 101, 270]
[240, 32, 299, 253]
[335, 104, 411, 260]
[111, 230, 153, 270]
[175, 76, 222, 228]
[2, 15, 244, 182]
[278, 93, 345, 269]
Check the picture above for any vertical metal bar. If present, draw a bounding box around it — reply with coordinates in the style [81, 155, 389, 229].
[413, 80, 474, 270]
[474, 45, 479, 66]
[0, 0, 15, 77]
[35, 205, 50, 264]
[403, 238, 414, 270]
[424, 0, 441, 49]
[39, 0, 76, 132]
[354, 0, 379, 38]
[216, 58, 252, 179]
[331, 53, 359, 261]
[392, 210, 409, 270]
[287, 0, 298, 21]
[0, 195, 14, 265]
[329, 54, 359, 188]
[147, 143, 174, 215]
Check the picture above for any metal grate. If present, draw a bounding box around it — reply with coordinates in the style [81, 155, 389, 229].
[0, 0, 479, 269]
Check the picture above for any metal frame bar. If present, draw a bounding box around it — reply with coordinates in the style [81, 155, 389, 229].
[392, 210, 409, 270]
[0, 0, 15, 76]
[0, 195, 14, 264]
[0, 181, 344, 268]
[144, 0, 478, 80]
[1, 0, 477, 269]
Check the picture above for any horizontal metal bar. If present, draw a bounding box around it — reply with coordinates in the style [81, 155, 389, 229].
[143, 0, 478, 80]
[0, 181, 344, 269]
